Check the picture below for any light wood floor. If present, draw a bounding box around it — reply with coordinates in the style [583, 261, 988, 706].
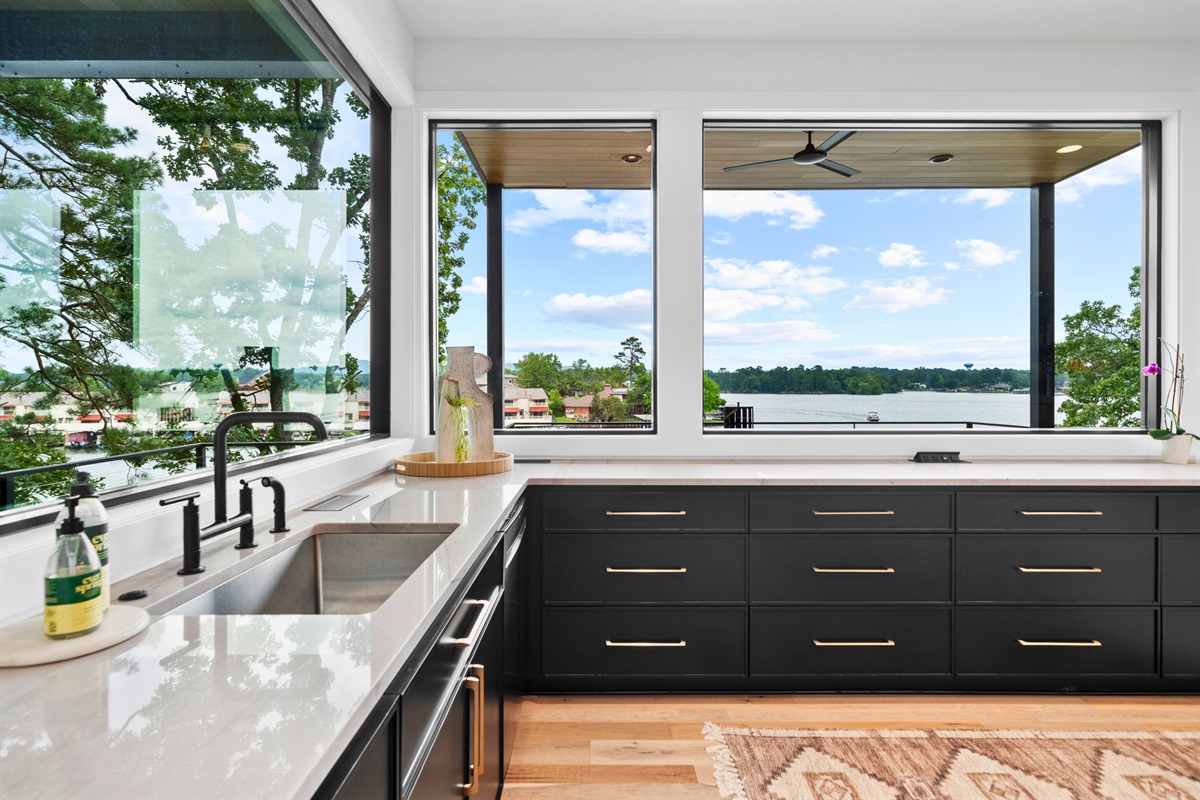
[501, 695, 1200, 799]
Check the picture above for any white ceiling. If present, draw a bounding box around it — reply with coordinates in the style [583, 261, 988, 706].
[393, 0, 1199, 41]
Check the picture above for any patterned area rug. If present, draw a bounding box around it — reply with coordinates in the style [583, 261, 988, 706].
[703, 725, 1200, 800]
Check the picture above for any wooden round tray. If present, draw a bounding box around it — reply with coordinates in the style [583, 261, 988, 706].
[394, 451, 513, 478]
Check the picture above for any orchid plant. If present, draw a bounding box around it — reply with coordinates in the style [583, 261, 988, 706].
[1144, 342, 1197, 441]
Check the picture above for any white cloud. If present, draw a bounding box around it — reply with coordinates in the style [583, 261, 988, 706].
[810, 244, 840, 259]
[704, 190, 824, 230]
[843, 277, 950, 313]
[705, 319, 838, 345]
[504, 338, 627, 366]
[571, 228, 651, 255]
[461, 276, 487, 295]
[1056, 148, 1141, 204]
[703, 288, 809, 321]
[506, 189, 651, 234]
[543, 289, 652, 331]
[954, 238, 1020, 267]
[878, 243, 928, 268]
[704, 258, 847, 296]
[867, 190, 918, 204]
[943, 262, 962, 271]
[954, 189, 1015, 209]
[709, 230, 733, 246]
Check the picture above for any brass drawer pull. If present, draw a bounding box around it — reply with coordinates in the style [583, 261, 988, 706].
[1017, 639, 1103, 647]
[469, 664, 486, 777]
[1017, 567, 1102, 573]
[605, 639, 686, 648]
[812, 510, 896, 516]
[813, 639, 896, 647]
[606, 567, 687, 574]
[606, 510, 687, 516]
[813, 567, 895, 574]
[461, 675, 481, 796]
[1016, 510, 1104, 516]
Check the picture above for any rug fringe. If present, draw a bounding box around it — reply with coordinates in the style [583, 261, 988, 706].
[703, 722, 750, 800]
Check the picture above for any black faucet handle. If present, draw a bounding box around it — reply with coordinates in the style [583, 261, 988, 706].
[161, 492, 201, 507]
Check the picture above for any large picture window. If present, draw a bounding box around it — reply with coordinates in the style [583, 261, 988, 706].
[433, 123, 655, 432]
[702, 123, 1154, 433]
[0, 0, 386, 511]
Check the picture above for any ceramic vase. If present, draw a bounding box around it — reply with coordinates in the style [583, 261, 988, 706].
[435, 346, 495, 463]
[1160, 434, 1194, 465]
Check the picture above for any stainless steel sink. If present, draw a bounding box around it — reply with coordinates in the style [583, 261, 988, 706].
[165, 524, 456, 615]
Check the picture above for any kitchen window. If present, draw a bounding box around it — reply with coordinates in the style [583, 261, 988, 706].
[432, 122, 656, 433]
[0, 0, 389, 512]
[702, 122, 1158, 434]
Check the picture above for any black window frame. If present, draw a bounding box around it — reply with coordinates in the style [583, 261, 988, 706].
[700, 118, 1161, 435]
[429, 119, 659, 437]
[0, 0, 391, 532]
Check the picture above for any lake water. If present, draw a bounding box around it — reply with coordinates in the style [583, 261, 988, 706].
[717, 391, 1067, 431]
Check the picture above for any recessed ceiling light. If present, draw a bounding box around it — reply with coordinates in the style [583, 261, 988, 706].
[928, 154, 953, 164]
[646, 144, 653, 153]
[621, 153, 643, 164]
[1056, 144, 1083, 154]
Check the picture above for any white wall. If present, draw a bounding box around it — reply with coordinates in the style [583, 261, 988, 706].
[402, 36, 1200, 460]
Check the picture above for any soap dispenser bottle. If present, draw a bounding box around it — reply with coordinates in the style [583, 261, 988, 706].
[44, 496, 103, 639]
[55, 471, 109, 612]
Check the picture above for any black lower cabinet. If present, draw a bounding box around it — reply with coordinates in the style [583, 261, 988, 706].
[1163, 607, 1200, 676]
[313, 695, 399, 800]
[409, 688, 471, 800]
[956, 608, 1157, 675]
[750, 608, 951, 675]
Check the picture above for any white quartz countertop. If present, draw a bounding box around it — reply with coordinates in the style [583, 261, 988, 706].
[0, 458, 1195, 800]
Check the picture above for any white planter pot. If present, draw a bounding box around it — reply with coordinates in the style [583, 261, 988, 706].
[1160, 435, 1194, 464]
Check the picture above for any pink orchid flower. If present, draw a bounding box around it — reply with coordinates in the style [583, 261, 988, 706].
[1142, 363, 1161, 376]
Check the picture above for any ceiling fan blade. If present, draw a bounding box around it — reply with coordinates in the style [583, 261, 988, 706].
[723, 157, 797, 172]
[817, 130, 855, 151]
[816, 159, 860, 177]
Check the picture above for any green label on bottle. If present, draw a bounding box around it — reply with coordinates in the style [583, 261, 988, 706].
[44, 570, 103, 636]
[87, 522, 108, 565]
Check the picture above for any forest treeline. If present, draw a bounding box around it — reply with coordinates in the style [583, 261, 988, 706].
[706, 365, 1035, 395]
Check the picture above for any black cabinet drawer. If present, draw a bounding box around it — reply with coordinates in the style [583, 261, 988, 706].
[1162, 535, 1200, 604]
[1163, 607, 1200, 676]
[750, 534, 951, 603]
[544, 534, 745, 604]
[956, 608, 1156, 675]
[543, 491, 746, 531]
[957, 492, 1156, 532]
[750, 608, 951, 675]
[543, 607, 746, 676]
[957, 535, 1157, 604]
[751, 492, 952, 532]
[1160, 493, 1200, 531]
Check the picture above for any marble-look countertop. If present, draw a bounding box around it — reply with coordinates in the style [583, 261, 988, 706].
[0, 458, 1195, 800]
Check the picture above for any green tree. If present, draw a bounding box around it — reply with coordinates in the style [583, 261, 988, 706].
[591, 394, 626, 422]
[0, 413, 74, 506]
[436, 140, 486, 366]
[547, 389, 565, 418]
[514, 352, 562, 393]
[626, 371, 652, 411]
[1055, 266, 1141, 428]
[614, 336, 646, 388]
[702, 374, 726, 414]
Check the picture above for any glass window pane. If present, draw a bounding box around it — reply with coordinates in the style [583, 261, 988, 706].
[702, 125, 1146, 433]
[0, 1, 373, 509]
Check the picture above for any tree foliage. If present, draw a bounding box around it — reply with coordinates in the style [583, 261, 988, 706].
[513, 352, 562, 392]
[436, 140, 486, 366]
[1055, 266, 1141, 428]
[706, 364, 1031, 395]
[702, 374, 726, 414]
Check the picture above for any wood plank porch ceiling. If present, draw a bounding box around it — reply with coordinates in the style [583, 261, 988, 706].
[457, 128, 1140, 191]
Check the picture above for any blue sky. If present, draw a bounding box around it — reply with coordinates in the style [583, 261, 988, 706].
[442, 134, 1142, 374]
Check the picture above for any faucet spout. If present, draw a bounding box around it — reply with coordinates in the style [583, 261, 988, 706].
[212, 411, 328, 522]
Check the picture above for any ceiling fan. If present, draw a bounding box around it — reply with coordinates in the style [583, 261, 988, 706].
[723, 130, 860, 177]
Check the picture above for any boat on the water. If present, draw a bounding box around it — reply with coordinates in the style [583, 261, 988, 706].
[866, 411, 880, 422]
